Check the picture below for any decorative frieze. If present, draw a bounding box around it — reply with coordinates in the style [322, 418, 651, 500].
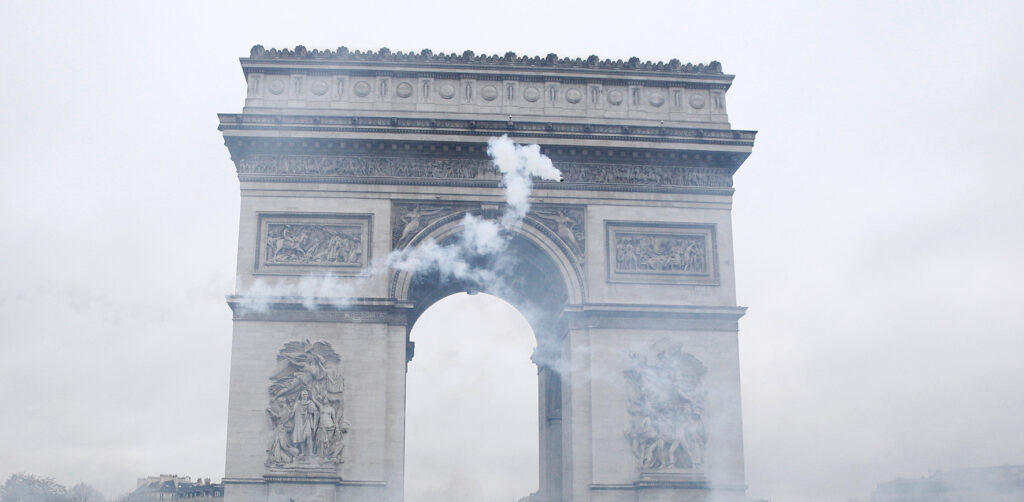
[606, 222, 718, 285]
[240, 155, 481, 179]
[256, 213, 371, 275]
[625, 344, 707, 473]
[238, 154, 733, 191]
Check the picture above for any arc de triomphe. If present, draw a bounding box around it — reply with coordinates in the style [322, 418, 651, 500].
[218, 45, 756, 502]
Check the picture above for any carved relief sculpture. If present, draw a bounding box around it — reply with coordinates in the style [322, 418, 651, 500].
[237, 154, 734, 190]
[606, 222, 718, 285]
[266, 340, 348, 469]
[624, 345, 707, 472]
[392, 204, 453, 248]
[265, 223, 363, 266]
[615, 233, 705, 274]
[256, 214, 371, 275]
[531, 207, 585, 260]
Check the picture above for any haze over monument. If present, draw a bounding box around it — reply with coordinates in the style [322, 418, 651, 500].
[2, 2, 1022, 502]
[218, 45, 753, 501]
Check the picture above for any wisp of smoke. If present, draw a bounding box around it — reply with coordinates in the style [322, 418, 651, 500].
[236, 135, 560, 313]
[235, 272, 362, 313]
[486, 135, 562, 227]
[386, 135, 560, 285]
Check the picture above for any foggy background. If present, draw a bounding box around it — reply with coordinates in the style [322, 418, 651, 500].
[1, 1, 1022, 501]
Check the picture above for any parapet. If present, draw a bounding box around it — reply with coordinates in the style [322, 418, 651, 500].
[239, 45, 735, 127]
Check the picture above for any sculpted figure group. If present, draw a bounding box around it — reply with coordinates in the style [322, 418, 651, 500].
[266, 340, 348, 469]
[615, 234, 707, 274]
[625, 346, 708, 471]
[265, 224, 363, 266]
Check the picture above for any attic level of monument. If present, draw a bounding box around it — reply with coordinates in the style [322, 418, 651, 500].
[238, 45, 743, 130]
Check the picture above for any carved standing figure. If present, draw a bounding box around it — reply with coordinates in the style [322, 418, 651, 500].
[290, 389, 319, 457]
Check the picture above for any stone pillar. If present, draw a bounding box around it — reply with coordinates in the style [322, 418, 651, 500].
[223, 305, 409, 502]
[558, 307, 747, 502]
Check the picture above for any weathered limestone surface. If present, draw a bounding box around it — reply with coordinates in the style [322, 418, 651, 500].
[219, 45, 755, 502]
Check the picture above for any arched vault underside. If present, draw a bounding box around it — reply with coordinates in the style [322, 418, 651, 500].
[393, 213, 581, 337]
[219, 45, 755, 502]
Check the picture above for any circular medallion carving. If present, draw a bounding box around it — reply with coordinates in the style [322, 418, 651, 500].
[481, 85, 498, 101]
[396, 82, 414, 98]
[439, 84, 456, 99]
[523, 87, 541, 102]
[689, 93, 706, 109]
[566, 88, 583, 104]
[353, 81, 371, 97]
[268, 79, 285, 95]
[648, 92, 665, 107]
[607, 90, 623, 105]
[310, 80, 329, 96]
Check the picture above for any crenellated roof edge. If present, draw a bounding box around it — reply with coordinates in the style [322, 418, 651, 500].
[247, 45, 725, 76]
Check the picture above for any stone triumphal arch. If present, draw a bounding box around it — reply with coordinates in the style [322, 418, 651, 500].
[218, 45, 756, 502]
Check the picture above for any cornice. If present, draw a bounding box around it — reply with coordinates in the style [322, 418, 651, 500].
[226, 296, 412, 324]
[561, 303, 747, 331]
[246, 45, 728, 79]
[218, 113, 756, 151]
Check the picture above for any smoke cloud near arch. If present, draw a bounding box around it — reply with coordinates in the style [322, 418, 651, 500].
[236, 135, 561, 313]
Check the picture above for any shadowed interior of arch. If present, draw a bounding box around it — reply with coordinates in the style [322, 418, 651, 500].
[402, 229, 571, 336]
[404, 292, 540, 501]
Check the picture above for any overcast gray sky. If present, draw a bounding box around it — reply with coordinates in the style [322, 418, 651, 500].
[1, 1, 1022, 501]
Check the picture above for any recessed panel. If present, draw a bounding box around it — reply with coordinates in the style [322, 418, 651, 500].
[255, 213, 371, 275]
[606, 221, 718, 285]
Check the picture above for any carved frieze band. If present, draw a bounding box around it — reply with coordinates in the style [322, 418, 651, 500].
[238, 155, 733, 190]
[255, 213, 371, 275]
[606, 221, 718, 285]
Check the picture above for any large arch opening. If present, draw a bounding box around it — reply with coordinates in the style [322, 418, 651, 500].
[398, 227, 575, 502]
[404, 292, 538, 501]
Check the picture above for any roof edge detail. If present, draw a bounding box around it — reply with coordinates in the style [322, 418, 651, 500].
[247, 45, 725, 76]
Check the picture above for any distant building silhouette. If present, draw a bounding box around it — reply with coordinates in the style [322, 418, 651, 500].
[119, 474, 223, 501]
[871, 464, 1024, 501]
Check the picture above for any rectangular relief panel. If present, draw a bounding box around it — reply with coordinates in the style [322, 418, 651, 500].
[606, 221, 718, 285]
[255, 213, 372, 275]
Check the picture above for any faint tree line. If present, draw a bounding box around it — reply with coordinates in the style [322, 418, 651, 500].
[0, 473, 105, 502]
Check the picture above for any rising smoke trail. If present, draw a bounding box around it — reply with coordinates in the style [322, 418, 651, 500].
[386, 135, 562, 283]
[235, 135, 560, 313]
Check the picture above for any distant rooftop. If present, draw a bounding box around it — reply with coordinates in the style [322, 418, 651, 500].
[247, 45, 724, 75]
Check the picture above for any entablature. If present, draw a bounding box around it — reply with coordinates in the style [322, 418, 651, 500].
[220, 135, 745, 195]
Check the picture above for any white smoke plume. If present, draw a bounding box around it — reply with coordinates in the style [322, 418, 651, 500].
[387, 135, 560, 284]
[236, 135, 560, 313]
[234, 272, 363, 313]
[486, 135, 562, 227]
